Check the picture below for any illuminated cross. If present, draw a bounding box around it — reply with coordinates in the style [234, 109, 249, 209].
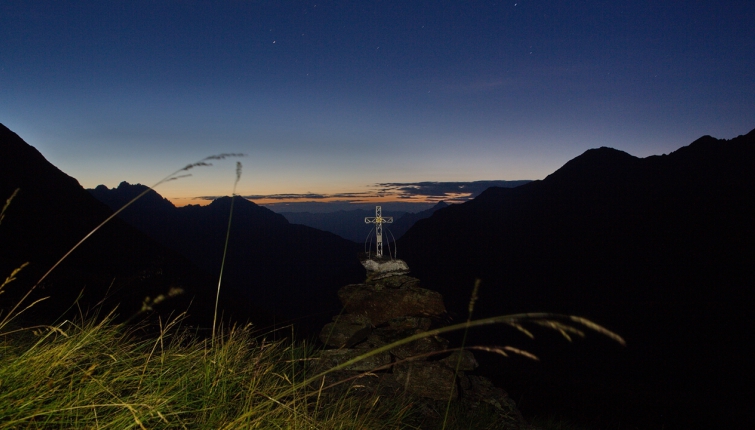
[365, 206, 393, 258]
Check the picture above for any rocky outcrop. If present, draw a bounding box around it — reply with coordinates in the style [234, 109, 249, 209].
[337, 277, 445, 326]
[312, 256, 531, 428]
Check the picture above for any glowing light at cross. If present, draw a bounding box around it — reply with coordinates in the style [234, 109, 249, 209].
[364, 206, 393, 258]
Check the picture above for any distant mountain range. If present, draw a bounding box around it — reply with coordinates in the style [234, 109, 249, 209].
[279, 201, 449, 245]
[88, 182, 365, 328]
[1, 123, 365, 330]
[398, 129, 755, 428]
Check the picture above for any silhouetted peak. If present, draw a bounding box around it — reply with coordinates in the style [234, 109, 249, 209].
[562, 146, 635, 169]
[207, 195, 248, 208]
[684, 134, 719, 151]
[118, 181, 149, 192]
[206, 196, 290, 225]
[690, 134, 715, 144]
[666, 130, 754, 166]
[542, 146, 639, 186]
[89, 181, 176, 212]
[431, 201, 449, 210]
[0, 123, 84, 193]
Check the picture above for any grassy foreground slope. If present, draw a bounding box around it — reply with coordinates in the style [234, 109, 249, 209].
[0, 312, 553, 430]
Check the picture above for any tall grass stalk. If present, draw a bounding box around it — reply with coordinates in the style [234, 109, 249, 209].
[0, 154, 243, 331]
[442, 278, 481, 430]
[212, 161, 242, 346]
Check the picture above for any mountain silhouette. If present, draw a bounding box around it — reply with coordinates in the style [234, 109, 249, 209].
[389, 201, 449, 241]
[0, 123, 211, 323]
[89, 182, 365, 330]
[398, 130, 755, 428]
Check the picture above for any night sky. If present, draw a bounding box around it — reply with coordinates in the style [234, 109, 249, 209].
[2, 1, 753, 208]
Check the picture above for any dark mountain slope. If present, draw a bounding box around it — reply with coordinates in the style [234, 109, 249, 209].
[389, 201, 449, 243]
[398, 131, 755, 428]
[0, 123, 211, 322]
[90, 182, 365, 328]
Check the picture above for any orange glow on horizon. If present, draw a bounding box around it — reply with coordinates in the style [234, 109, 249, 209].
[167, 193, 471, 207]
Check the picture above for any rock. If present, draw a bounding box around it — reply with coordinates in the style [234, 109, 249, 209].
[333, 313, 372, 325]
[319, 320, 371, 348]
[367, 327, 449, 360]
[390, 335, 448, 360]
[440, 350, 479, 371]
[338, 282, 446, 326]
[371, 274, 421, 289]
[360, 258, 410, 278]
[316, 348, 392, 372]
[387, 316, 432, 331]
[394, 361, 458, 401]
[310, 255, 531, 428]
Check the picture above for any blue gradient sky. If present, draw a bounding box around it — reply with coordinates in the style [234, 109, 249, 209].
[2, 1, 753, 207]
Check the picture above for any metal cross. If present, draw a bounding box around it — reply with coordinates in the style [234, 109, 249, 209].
[365, 206, 393, 257]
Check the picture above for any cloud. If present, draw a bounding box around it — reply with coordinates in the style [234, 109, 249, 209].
[375, 180, 531, 200]
[239, 193, 328, 200]
[226, 180, 531, 204]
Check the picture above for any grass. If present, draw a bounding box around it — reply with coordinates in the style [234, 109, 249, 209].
[1, 311, 614, 429]
[0, 161, 627, 429]
[0, 313, 420, 429]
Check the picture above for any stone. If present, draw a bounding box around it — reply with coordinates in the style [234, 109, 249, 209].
[319, 320, 371, 348]
[371, 274, 421, 289]
[309, 255, 532, 429]
[394, 361, 458, 401]
[316, 348, 392, 372]
[338, 282, 446, 326]
[367, 327, 449, 360]
[387, 316, 432, 331]
[360, 258, 410, 276]
[332, 313, 372, 325]
[440, 350, 479, 371]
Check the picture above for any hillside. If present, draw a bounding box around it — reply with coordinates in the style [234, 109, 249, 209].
[0, 123, 210, 323]
[398, 130, 755, 428]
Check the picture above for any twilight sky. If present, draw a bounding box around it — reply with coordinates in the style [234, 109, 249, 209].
[1, 1, 753, 208]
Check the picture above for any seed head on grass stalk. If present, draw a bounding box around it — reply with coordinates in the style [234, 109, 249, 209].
[0, 188, 20, 226]
[1, 190, 27, 299]
[0, 154, 245, 330]
[233, 311, 625, 428]
[1, 188, 34, 325]
[298, 312, 625, 392]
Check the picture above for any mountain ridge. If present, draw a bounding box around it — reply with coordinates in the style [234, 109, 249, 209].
[397, 128, 755, 428]
[88, 181, 365, 328]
